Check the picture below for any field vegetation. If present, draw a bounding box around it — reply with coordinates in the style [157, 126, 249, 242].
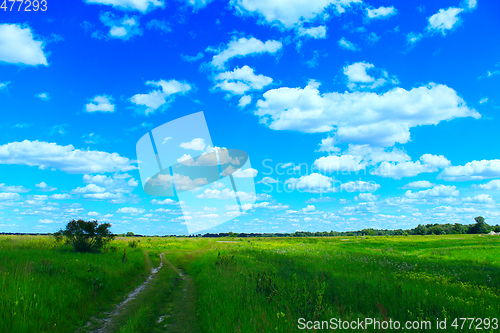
[0, 232, 499, 332]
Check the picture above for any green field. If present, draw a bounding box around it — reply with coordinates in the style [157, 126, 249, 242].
[1, 234, 499, 332]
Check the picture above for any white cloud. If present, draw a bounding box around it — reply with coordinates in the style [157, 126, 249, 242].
[338, 37, 359, 51]
[130, 79, 191, 115]
[88, 211, 99, 216]
[196, 188, 236, 200]
[479, 97, 488, 104]
[98, 12, 142, 40]
[0, 82, 10, 91]
[355, 193, 378, 201]
[35, 93, 50, 101]
[420, 154, 451, 168]
[185, 0, 214, 10]
[232, 168, 258, 178]
[214, 65, 273, 95]
[146, 19, 171, 33]
[231, 0, 361, 28]
[462, 0, 477, 10]
[427, 7, 463, 35]
[285, 173, 337, 193]
[340, 180, 380, 192]
[371, 154, 449, 180]
[256, 176, 279, 184]
[439, 159, 500, 181]
[0, 23, 48, 66]
[117, 207, 145, 214]
[402, 180, 435, 189]
[474, 180, 500, 190]
[297, 26, 327, 39]
[35, 182, 57, 192]
[343, 62, 398, 91]
[84, 0, 163, 13]
[406, 32, 423, 46]
[0, 192, 21, 200]
[151, 198, 178, 205]
[180, 138, 206, 151]
[255, 81, 479, 147]
[0, 140, 136, 174]
[210, 37, 282, 69]
[86, 95, 115, 112]
[71, 184, 106, 194]
[177, 154, 194, 164]
[366, 6, 396, 19]
[314, 155, 365, 172]
[50, 194, 71, 199]
[404, 185, 459, 199]
[463, 194, 494, 204]
[0, 183, 30, 193]
[239, 95, 252, 107]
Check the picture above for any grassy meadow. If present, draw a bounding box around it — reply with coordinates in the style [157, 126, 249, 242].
[0, 234, 499, 332]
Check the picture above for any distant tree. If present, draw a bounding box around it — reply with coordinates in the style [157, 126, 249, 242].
[414, 224, 428, 235]
[126, 232, 135, 237]
[54, 219, 114, 253]
[468, 216, 489, 234]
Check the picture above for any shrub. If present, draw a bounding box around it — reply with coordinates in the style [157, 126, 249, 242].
[54, 219, 115, 253]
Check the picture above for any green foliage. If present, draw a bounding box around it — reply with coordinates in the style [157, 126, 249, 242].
[414, 224, 428, 235]
[128, 240, 139, 248]
[54, 219, 115, 253]
[468, 216, 489, 234]
[126, 232, 135, 237]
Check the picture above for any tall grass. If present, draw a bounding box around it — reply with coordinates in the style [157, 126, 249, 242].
[0, 235, 149, 332]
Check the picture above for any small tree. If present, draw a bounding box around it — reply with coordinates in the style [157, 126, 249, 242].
[54, 219, 114, 252]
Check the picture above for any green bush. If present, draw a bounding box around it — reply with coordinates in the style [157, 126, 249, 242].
[54, 219, 114, 253]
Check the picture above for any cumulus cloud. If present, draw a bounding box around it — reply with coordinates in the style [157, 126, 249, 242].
[338, 37, 359, 51]
[406, 32, 423, 46]
[35, 182, 57, 192]
[343, 62, 398, 91]
[231, 0, 361, 28]
[255, 81, 479, 147]
[404, 185, 459, 199]
[256, 176, 279, 184]
[210, 37, 282, 69]
[130, 79, 191, 115]
[463, 194, 494, 204]
[0, 23, 48, 66]
[0, 192, 22, 200]
[214, 65, 273, 95]
[239, 95, 252, 107]
[355, 193, 378, 201]
[439, 159, 500, 181]
[86, 95, 115, 112]
[285, 173, 337, 193]
[98, 12, 142, 40]
[372, 154, 449, 179]
[117, 207, 145, 214]
[180, 138, 206, 151]
[297, 26, 327, 39]
[84, 0, 163, 13]
[0, 140, 136, 174]
[232, 168, 258, 178]
[474, 179, 500, 190]
[314, 155, 365, 172]
[366, 6, 397, 19]
[0, 183, 30, 193]
[402, 180, 435, 189]
[151, 198, 178, 205]
[427, 7, 463, 35]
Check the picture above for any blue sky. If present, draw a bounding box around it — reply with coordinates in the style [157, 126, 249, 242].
[1, 0, 500, 235]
